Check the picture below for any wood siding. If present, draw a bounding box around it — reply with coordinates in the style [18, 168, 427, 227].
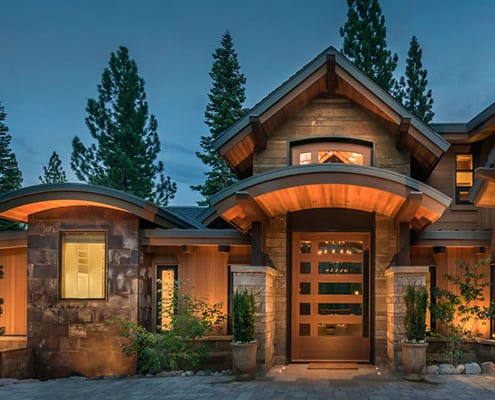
[426, 145, 492, 231]
[0, 248, 27, 335]
[150, 245, 249, 334]
[253, 96, 410, 176]
[411, 246, 490, 338]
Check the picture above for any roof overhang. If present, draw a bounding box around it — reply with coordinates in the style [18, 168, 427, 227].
[141, 229, 251, 246]
[413, 230, 491, 247]
[470, 167, 495, 207]
[209, 164, 451, 233]
[432, 102, 495, 144]
[0, 230, 27, 249]
[0, 183, 193, 228]
[213, 47, 450, 178]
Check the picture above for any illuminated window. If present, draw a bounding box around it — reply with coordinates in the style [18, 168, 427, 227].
[157, 266, 177, 332]
[299, 152, 312, 165]
[318, 150, 364, 165]
[291, 140, 371, 166]
[455, 154, 473, 204]
[61, 232, 105, 299]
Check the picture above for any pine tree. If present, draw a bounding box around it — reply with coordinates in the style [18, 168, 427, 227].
[396, 36, 434, 123]
[340, 0, 398, 92]
[0, 102, 23, 230]
[191, 31, 246, 205]
[71, 46, 176, 206]
[39, 151, 68, 184]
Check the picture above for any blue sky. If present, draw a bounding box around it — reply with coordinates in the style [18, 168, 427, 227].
[2, 0, 495, 205]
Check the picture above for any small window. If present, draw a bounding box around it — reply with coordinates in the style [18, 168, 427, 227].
[61, 232, 106, 299]
[291, 139, 372, 166]
[455, 154, 473, 204]
[157, 266, 178, 332]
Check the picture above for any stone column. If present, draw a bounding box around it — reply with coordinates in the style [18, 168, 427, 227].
[385, 266, 429, 371]
[231, 266, 278, 375]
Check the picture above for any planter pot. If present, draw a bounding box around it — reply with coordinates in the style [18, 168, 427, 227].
[231, 341, 258, 380]
[401, 342, 429, 381]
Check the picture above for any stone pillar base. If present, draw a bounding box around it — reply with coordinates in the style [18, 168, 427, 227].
[231, 266, 278, 375]
[385, 266, 429, 371]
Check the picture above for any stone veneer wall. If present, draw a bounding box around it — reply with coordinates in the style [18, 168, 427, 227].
[374, 215, 398, 364]
[27, 206, 139, 379]
[253, 96, 410, 176]
[264, 215, 288, 365]
[385, 266, 429, 370]
[231, 265, 277, 374]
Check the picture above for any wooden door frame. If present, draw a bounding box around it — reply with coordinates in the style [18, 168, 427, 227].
[286, 209, 376, 363]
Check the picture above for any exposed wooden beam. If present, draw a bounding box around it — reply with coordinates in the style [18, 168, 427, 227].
[397, 117, 411, 149]
[397, 222, 410, 266]
[326, 54, 337, 95]
[251, 221, 264, 266]
[235, 191, 268, 225]
[395, 191, 423, 223]
[249, 116, 267, 150]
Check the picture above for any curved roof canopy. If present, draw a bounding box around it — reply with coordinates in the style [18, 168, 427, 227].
[209, 164, 451, 232]
[212, 46, 450, 179]
[0, 183, 195, 228]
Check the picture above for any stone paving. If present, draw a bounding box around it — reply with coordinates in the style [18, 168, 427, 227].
[1, 364, 495, 400]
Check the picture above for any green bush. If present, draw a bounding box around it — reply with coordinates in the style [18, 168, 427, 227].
[117, 282, 225, 374]
[431, 258, 495, 364]
[403, 285, 427, 342]
[232, 289, 255, 343]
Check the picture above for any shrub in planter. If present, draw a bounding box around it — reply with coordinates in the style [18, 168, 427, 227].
[402, 285, 428, 381]
[231, 289, 257, 380]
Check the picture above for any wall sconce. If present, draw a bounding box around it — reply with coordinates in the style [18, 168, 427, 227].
[218, 245, 231, 254]
[473, 246, 486, 255]
[433, 246, 446, 254]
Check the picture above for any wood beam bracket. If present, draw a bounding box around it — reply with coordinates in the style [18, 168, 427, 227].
[326, 54, 337, 95]
[397, 117, 411, 150]
[249, 116, 267, 150]
[395, 191, 423, 224]
[235, 191, 268, 226]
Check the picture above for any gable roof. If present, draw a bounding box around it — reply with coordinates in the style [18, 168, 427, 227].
[213, 46, 450, 178]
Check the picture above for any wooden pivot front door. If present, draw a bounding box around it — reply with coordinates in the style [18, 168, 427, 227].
[291, 232, 370, 362]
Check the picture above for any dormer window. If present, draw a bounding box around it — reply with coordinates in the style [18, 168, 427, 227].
[291, 139, 372, 166]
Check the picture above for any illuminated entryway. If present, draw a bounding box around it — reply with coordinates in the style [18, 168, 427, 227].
[291, 232, 370, 362]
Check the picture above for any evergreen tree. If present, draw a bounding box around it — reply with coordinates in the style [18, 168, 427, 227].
[39, 151, 68, 184]
[71, 46, 176, 206]
[396, 36, 434, 123]
[191, 31, 246, 205]
[0, 102, 23, 230]
[340, 0, 398, 92]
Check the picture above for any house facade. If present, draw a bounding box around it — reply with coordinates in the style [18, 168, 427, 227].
[1, 46, 495, 378]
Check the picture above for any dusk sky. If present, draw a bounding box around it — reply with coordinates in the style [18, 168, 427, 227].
[2, 1, 495, 205]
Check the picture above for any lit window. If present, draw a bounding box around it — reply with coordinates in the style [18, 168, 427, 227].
[61, 232, 105, 299]
[299, 152, 312, 165]
[318, 150, 363, 165]
[455, 154, 473, 204]
[157, 266, 177, 332]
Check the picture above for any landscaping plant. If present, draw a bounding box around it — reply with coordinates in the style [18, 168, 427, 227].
[403, 285, 428, 342]
[232, 289, 256, 343]
[118, 281, 225, 374]
[431, 258, 495, 364]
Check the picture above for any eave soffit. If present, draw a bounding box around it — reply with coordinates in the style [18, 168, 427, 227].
[209, 164, 452, 233]
[0, 183, 195, 229]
